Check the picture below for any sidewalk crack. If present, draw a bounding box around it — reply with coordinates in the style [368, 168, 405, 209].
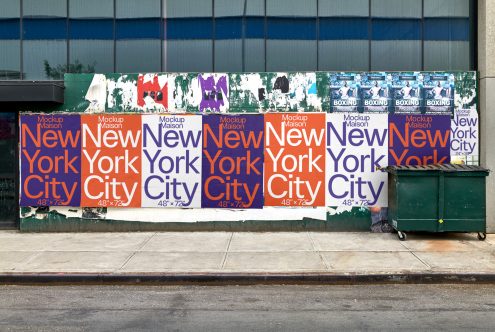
[410, 251, 432, 270]
[12, 251, 43, 272]
[220, 232, 234, 270]
[307, 232, 330, 270]
[118, 232, 157, 271]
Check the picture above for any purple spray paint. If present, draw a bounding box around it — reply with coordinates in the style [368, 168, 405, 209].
[198, 74, 228, 112]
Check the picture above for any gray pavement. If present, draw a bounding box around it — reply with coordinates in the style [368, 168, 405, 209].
[0, 231, 494, 281]
[1, 284, 495, 331]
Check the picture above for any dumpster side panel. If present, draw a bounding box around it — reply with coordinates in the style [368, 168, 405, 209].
[443, 175, 486, 232]
[394, 173, 439, 232]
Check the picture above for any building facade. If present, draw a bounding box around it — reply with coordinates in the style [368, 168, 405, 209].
[0, 0, 492, 233]
[0, 0, 476, 78]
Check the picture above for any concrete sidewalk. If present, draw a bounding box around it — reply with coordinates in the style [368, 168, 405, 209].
[1, 231, 494, 284]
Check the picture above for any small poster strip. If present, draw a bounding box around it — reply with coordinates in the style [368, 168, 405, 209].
[329, 73, 360, 113]
[360, 72, 392, 113]
[391, 72, 422, 114]
[423, 72, 455, 114]
[451, 109, 478, 165]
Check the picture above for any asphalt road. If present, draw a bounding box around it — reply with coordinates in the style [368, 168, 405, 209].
[0, 284, 494, 331]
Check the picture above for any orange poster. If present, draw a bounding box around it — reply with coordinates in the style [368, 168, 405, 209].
[81, 115, 142, 207]
[264, 113, 326, 206]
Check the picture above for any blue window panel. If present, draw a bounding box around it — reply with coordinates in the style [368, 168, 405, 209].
[246, 17, 264, 38]
[116, 18, 161, 39]
[166, 18, 213, 40]
[215, 17, 264, 39]
[215, 17, 242, 39]
[319, 18, 368, 40]
[70, 19, 113, 39]
[23, 18, 67, 40]
[372, 19, 421, 40]
[0, 19, 20, 39]
[267, 18, 316, 40]
[424, 18, 469, 41]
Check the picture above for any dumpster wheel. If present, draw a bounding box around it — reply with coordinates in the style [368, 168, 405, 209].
[477, 232, 487, 241]
[397, 231, 407, 241]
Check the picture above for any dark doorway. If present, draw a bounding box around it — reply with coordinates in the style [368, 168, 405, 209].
[0, 112, 17, 229]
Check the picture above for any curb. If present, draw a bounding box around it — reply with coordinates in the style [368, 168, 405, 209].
[1, 272, 495, 285]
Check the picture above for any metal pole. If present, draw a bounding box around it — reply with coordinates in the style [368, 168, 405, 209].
[242, 0, 247, 72]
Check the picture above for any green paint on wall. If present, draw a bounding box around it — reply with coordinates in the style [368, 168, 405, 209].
[316, 72, 331, 112]
[326, 207, 372, 231]
[63, 73, 94, 112]
[228, 73, 261, 113]
[19, 206, 373, 232]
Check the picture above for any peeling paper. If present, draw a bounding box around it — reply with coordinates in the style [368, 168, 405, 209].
[48, 206, 83, 219]
[105, 206, 326, 223]
[20, 207, 35, 218]
[84, 74, 107, 113]
[289, 72, 321, 111]
[326, 205, 354, 216]
[107, 75, 138, 111]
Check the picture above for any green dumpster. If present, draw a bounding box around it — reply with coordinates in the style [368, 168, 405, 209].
[385, 164, 489, 241]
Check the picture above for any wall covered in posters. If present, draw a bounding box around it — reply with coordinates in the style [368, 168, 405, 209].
[19, 71, 479, 231]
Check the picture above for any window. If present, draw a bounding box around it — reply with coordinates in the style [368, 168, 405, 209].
[371, 0, 422, 71]
[424, 0, 471, 70]
[266, 0, 317, 71]
[318, 0, 369, 71]
[0, 0, 20, 79]
[23, 0, 68, 79]
[166, 0, 213, 72]
[116, 0, 161, 72]
[69, 0, 114, 73]
[0, 0, 478, 79]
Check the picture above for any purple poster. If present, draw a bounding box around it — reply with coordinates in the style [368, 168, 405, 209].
[20, 114, 81, 206]
[202, 114, 264, 208]
[389, 114, 450, 166]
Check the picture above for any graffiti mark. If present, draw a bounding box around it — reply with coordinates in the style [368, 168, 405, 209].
[137, 74, 168, 109]
[199, 74, 228, 112]
[258, 88, 266, 101]
[274, 76, 289, 93]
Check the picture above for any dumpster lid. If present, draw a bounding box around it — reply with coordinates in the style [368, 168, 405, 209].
[382, 164, 490, 173]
